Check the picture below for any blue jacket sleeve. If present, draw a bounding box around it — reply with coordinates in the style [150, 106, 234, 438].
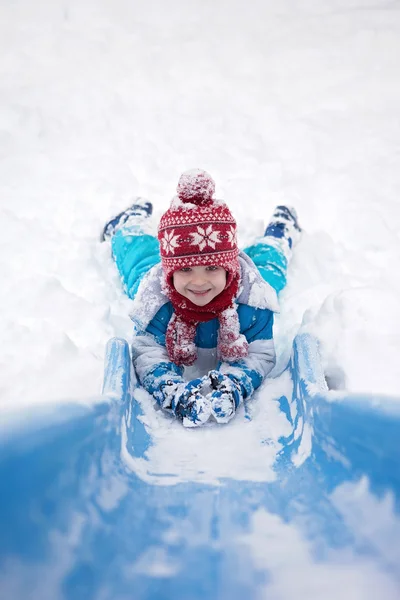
[131, 304, 184, 397]
[219, 307, 276, 399]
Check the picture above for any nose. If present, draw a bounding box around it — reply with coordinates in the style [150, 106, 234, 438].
[190, 272, 208, 287]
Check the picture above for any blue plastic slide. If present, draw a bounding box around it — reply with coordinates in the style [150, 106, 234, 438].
[0, 334, 399, 599]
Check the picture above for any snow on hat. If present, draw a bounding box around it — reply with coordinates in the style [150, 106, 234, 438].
[158, 169, 239, 279]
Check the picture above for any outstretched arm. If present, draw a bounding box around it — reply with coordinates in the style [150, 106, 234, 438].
[131, 305, 185, 406]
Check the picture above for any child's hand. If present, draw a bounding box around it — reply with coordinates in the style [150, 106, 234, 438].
[207, 371, 243, 424]
[172, 378, 212, 428]
[154, 377, 185, 409]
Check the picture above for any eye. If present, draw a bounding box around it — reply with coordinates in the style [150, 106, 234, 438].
[206, 265, 219, 272]
[179, 267, 192, 273]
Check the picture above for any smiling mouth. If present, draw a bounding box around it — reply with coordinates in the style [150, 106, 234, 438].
[188, 289, 211, 296]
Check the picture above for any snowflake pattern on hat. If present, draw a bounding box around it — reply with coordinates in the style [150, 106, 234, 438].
[191, 225, 221, 251]
[161, 229, 180, 255]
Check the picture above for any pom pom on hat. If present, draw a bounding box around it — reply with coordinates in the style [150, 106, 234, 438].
[177, 169, 216, 205]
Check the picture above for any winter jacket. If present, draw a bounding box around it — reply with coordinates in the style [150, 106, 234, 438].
[130, 252, 279, 400]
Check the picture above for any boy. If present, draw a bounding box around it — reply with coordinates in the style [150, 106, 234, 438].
[103, 169, 301, 427]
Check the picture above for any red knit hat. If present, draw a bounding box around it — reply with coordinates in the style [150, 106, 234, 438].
[157, 169, 249, 367]
[158, 169, 240, 280]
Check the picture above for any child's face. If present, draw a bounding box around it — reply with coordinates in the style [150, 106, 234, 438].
[173, 265, 227, 306]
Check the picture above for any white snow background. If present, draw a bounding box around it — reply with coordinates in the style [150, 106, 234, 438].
[1, 0, 400, 597]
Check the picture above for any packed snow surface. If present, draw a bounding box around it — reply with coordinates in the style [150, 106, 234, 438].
[122, 370, 295, 485]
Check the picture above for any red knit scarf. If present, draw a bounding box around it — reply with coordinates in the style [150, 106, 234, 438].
[165, 274, 249, 366]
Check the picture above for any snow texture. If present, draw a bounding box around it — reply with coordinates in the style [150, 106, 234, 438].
[121, 369, 294, 485]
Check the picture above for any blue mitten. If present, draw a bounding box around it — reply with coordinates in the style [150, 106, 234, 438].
[172, 377, 212, 428]
[207, 371, 243, 424]
[153, 377, 185, 409]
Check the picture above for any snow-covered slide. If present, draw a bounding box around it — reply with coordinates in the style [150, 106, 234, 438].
[1, 336, 400, 600]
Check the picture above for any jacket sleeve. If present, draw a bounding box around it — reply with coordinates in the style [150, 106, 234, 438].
[219, 307, 276, 399]
[131, 304, 184, 396]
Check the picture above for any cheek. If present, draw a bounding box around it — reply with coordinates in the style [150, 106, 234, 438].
[217, 272, 227, 291]
[172, 273, 185, 292]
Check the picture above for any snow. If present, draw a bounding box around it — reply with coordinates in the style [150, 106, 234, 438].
[302, 287, 400, 394]
[122, 370, 293, 485]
